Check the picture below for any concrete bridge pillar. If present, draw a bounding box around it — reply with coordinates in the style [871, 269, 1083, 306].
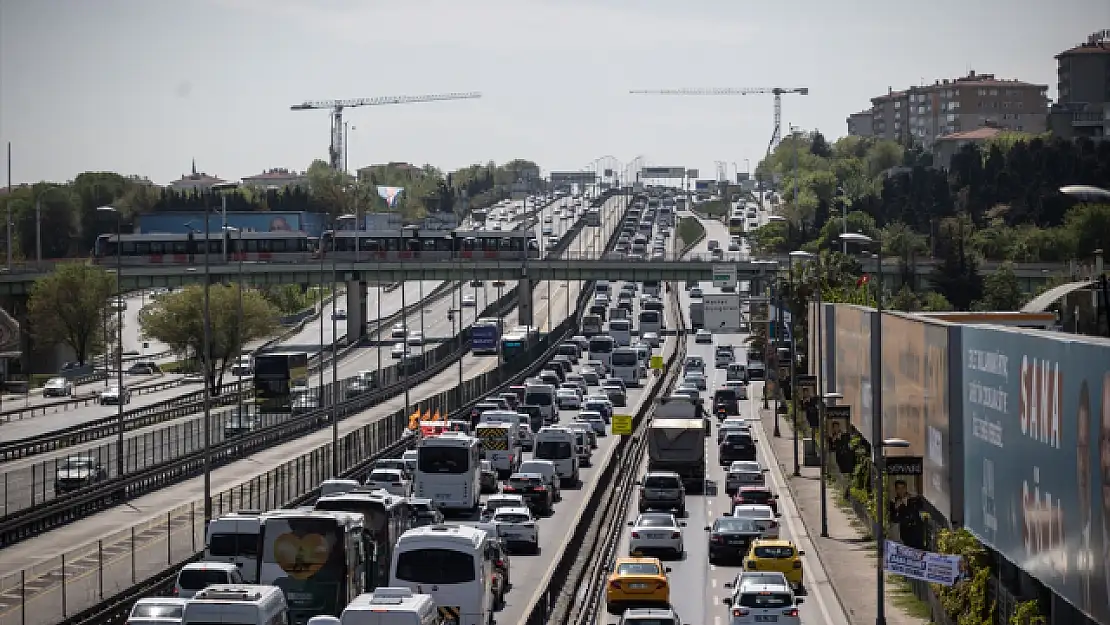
[345, 281, 368, 342]
[518, 279, 534, 328]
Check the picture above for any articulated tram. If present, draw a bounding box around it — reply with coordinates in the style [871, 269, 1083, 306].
[92, 227, 539, 266]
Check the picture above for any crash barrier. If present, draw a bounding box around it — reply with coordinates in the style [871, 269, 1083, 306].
[526, 238, 689, 625]
[30, 191, 628, 625]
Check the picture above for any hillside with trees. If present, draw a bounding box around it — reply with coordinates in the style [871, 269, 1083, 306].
[749, 132, 1110, 311]
[0, 158, 542, 261]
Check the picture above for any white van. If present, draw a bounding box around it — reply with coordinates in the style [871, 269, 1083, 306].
[338, 587, 443, 625]
[127, 598, 187, 625]
[181, 585, 288, 625]
[174, 562, 245, 599]
[204, 511, 263, 583]
[533, 427, 580, 487]
[608, 319, 633, 347]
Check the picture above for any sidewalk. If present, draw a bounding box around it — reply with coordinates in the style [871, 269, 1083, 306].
[757, 406, 930, 625]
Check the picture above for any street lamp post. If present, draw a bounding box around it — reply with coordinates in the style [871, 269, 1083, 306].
[95, 206, 124, 481]
[330, 253, 339, 475]
[819, 391, 842, 538]
[223, 227, 245, 424]
[841, 231, 889, 625]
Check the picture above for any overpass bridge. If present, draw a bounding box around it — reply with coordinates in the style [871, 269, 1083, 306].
[0, 255, 1073, 295]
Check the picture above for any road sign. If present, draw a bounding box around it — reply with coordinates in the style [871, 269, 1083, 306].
[650, 355, 664, 370]
[712, 265, 736, 289]
[704, 294, 742, 331]
[612, 414, 634, 435]
[641, 166, 686, 179]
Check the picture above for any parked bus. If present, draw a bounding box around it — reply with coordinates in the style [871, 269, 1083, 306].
[314, 490, 412, 591]
[253, 351, 309, 412]
[413, 433, 482, 513]
[390, 525, 494, 625]
[471, 319, 501, 356]
[588, 336, 616, 373]
[610, 347, 643, 388]
[258, 510, 368, 622]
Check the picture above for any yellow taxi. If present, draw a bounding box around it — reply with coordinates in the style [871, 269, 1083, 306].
[605, 556, 672, 614]
[742, 538, 805, 589]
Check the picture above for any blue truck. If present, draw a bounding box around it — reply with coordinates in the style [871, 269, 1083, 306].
[471, 319, 502, 355]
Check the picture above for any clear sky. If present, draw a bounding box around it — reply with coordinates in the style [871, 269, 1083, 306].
[0, 0, 1105, 186]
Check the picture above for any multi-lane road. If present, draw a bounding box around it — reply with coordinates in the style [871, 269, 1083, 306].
[0, 194, 623, 625]
[0, 199, 584, 514]
[603, 217, 850, 625]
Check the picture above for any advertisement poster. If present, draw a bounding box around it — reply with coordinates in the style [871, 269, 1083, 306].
[262, 517, 349, 616]
[883, 540, 965, 586]
[832, 305, 872, 436]
[886, 456, 927, 549]
[137, 211, 327, 236]
[825, 406, 854, 475]
[880, 314, 953, 520]
[962, 327, 1110, 623]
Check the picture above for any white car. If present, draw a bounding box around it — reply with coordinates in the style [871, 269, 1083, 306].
[641, 332, 660, 348]
[489, 507, 540, 554]
[695, 329, 713, 344]
[683, 373, 706, 390]
[730, 504, 780, 538]
[43, 376, 74, 397]
[576, 411, 606, 436]
[406, 332, 424, 346]
[690, 287, 704, 298]
[724, 381, 749, 400]
[99, 386, 132, 405]
[364, 468, 410, 497]
[391, 343, 408, 359]
[462, 294, 477, 307]
[481, 494, 528, 522]
[627, 512, 685, 558]
[390, 323, 407, 339]
[579, 366, 600, 385]
[556, 388, 581, 409]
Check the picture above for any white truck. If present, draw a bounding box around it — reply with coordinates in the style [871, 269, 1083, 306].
[648, 398, 709, 493]
[476, 412, 521, 478]
[533, 427, 580, 487]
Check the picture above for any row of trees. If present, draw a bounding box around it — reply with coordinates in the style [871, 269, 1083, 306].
[748, 132, 1110, 311]
[27, 264, 280, 386]
[0, 159, 543, 261]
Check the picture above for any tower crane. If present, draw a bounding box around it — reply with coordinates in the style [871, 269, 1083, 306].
[291, 92, 482, 171]
[629, 87, 809, 155]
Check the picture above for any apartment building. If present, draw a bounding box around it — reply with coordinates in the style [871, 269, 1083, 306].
[240, 168, 308, 190]
[854, 71, 1048, 147]
[1049, 30, 1110, 139]
[167, 161, 231, 192]
[845, 110, 874, 137]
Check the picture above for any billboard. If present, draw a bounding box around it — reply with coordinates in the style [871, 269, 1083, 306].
[550, 171, 597, 184]
[640, 166, 686, 179]
[881, 314, 953, 519]
[962, 327, 1110, 623]
[137, 211, 328, 237]
[832, 305, 873, 437]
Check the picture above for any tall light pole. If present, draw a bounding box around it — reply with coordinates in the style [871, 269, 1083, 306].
[787, 250, 814, 476]
[330, 250, 339, 475]
[224, 227, 245, 421]
[840, 230, 889, 625]
[96, 206, 124, 480]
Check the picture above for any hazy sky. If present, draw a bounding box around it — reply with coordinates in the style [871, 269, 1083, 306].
[1, 0, 1106, 186]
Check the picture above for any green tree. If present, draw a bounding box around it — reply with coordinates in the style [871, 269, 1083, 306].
[140, 284, 279, 391]
[930, 214, 983, 310]
[975, 262, 1025, 311]
[1063, 202, 1110, 257]
[27, 264, 117, 364]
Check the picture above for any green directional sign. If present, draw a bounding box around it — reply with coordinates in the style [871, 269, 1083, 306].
[712, 264, 736, 289]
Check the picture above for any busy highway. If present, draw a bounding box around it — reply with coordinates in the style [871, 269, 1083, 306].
[601, 218, 850, 625]
[0, 197, 583, 515]
[0, 192, 624, 625]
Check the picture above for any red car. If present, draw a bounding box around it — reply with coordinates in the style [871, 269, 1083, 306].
[732, 486, 779, 515]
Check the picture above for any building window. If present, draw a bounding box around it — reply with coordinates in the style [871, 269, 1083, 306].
[989, 89, 998, 96]
[978, 88, 987, 96]
[947, 113, 956, 122]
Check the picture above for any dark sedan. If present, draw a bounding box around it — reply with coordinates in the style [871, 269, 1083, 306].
[705, 516, 763, 564]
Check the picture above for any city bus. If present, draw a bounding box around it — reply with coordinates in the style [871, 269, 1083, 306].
[500, 326, 538, 361]
[638, 309, 663, 336]
[608, 318, 632, 347]
[610, 347, 643, 388]
[253, 351, 309, 412]
[413, 433, 482, 513]
[314, 490, 412, 590]
[471, 319, 502, 356]
[258, 510, 369, 622]
[390, 524, 494, 625]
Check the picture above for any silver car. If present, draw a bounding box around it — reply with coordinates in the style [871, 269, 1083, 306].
[627, 513, 685, 558]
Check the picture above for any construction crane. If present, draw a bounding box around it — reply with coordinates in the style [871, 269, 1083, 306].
[291, 92, 482, 171]
[629, 87, 809, 155]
